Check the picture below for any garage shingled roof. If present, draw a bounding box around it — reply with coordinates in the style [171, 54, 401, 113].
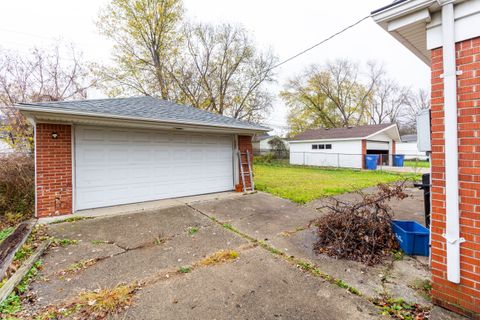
[291, 123, 395, 141]
[18, 96, 269, 131]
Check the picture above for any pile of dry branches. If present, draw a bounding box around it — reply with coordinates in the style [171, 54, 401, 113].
[311, 183, 408, 265]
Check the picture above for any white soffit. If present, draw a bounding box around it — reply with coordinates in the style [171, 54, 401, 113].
[427, 0, 480, 50]
[371, 0, 480, 65]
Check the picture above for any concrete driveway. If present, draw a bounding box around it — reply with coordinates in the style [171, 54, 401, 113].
[26, 188, 463, 319]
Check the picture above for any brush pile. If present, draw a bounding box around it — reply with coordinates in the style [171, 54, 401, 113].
[311, 183, 408, 265]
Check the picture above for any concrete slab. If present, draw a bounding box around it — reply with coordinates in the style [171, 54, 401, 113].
[192, 192, 320, 241]
[191, 187, 434, 306]
[269, 228, 431, 305]
[120, 247, 382, 320]
[39, 191, 242, 224]
[47, 205, 215, 249]
[31, 206, 248, 307]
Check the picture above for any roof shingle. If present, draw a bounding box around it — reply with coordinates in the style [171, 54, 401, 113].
[291, 123, 395, 141]
[18, 96, 269, 132]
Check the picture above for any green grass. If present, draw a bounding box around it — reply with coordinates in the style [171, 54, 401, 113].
[0, 227, 14, 243]
[404, 160, 430, 168]
[254, 163, 419, 203]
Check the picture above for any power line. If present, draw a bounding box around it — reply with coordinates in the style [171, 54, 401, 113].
[269, 15, 370, 71]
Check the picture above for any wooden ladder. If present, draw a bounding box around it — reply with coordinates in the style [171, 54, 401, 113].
[237, 150, 254, 192]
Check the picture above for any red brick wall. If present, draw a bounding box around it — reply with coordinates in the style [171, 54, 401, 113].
[430, 37, 480, 318]
[36, 123, 73, 217]
[361, 139, 367, 169]
[238, 135, 253, 191]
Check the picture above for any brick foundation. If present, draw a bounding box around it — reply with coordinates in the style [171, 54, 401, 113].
[238, 135, 254, 190]
[430, 37, 480, 318]
[35, 123, 73, 217]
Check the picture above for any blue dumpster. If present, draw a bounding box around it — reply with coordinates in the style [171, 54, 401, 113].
[391, 220, 429, 256]
[393, 154, 405, 167]
[365, 155, 379, 170]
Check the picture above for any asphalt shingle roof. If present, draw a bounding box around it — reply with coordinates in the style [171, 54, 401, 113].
[291, 123, 395, 141]
[401, 134, 417, 142]
[18, 96, 269, 131]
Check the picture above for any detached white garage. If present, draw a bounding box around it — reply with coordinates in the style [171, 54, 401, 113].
[18, 96, 268, 217]
[289, 123, 401, 169]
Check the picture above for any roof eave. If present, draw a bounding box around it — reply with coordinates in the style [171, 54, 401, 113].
[365, 124, 402, 141]
[17, 105, 270, 135]
[371, 0, 438, 65]
[289, 137, 365, 143]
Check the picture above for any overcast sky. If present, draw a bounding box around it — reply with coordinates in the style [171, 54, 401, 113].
[0, 0, 430, 133]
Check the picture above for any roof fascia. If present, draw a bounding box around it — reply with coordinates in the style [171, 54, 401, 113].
[17, 105, 269, 134]
[20, 109, 268, 135]
[289, 137, 362, 143]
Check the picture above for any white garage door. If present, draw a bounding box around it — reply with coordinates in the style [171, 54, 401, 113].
[75, 126, 234, 210]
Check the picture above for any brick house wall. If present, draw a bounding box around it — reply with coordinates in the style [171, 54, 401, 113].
[238, 135, 254, 190]
[35, 123, 73, 217]
[430, 36, 480, 318]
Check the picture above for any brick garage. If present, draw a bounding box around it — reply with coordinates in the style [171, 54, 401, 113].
[372, 0, 480, 317]
[35, 124, 72, 217]
[20, 97, 266, 218]
[238, 135, 254, 191]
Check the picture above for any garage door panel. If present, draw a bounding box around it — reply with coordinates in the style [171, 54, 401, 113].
[75, 126, 234, 210]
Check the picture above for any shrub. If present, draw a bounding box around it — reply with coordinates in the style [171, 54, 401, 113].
[0, 153, 34, 225]
[253, 153, 275, 164]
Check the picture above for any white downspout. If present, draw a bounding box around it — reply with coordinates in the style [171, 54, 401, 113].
[438, 0, 464, 284]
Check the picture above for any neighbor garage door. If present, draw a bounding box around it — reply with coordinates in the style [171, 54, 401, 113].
[75, 126, 234, 210]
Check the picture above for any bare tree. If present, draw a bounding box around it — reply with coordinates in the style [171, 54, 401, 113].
[401, 88, 430, 134]
[95, 0, 184, 99]
[0, 44, 94, 151]
[282, 59, 382, 135]
[170, 23, 277, 122]
[369, 77, 410, 125]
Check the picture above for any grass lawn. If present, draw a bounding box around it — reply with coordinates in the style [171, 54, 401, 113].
[254, 163, 420, 204]
[404, 160, 430, 168]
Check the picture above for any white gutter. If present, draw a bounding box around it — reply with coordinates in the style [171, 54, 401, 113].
[438, 0, 464, 284]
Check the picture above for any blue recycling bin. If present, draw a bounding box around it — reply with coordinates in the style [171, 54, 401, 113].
[393, 154, 405, 167]
[365, 155, 379, 170]
[391, 220, 430, 256]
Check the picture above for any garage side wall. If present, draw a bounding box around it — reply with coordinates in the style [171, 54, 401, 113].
[36, 123, 73, 217]
[238, 135, 253, 190]
[430, 37, 480, 318]
[289, 140, 363, 169]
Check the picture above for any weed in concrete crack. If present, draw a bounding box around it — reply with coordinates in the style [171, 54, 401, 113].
[178, 266, 191, 273]
[51, 238, 78, 247]
[222, 223, 233, 230]
[391, 249, 404, 261]
[91, 240, 111, 245]
[187, 227, 199, 236]
[373, 294, 430, 319]
[197, 250, 239, 266]
[28, 283, 138, 319]
[408, 279, 432, 301]
[58, 259, 97, 277]
[154, 234, 167, 245]
[49, 216, 95, 224]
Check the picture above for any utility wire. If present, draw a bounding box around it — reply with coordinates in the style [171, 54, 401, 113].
[269, 15, 370, 71]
